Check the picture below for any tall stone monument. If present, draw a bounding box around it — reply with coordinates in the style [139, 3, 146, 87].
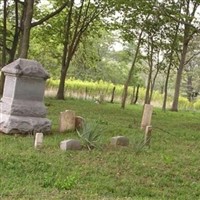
[0, 58, 51, 134]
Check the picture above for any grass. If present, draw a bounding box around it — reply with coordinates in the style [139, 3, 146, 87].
[1, 97, 200, 199]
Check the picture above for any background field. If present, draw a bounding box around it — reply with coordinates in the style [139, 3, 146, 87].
[1, 98, 200, 200]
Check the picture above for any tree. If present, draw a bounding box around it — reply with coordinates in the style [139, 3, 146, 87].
[18, 0, 34, 58]
[0, 0, 68, 95]
[0, 0, 7, 95]
[56, 0, 107, 99]
[163, 0, 200, 111]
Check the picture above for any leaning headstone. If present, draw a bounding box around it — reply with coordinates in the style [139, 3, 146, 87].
[60, 139, 82, 151]
[34, 133, 43, 148]
[111, 136, 129, 146]
[144, 126, 152, 147]
[0, 58, 51, 134]
[141, 104, 153, 130]
[59, 110, 76, 132]
[75, 116, 85, 130]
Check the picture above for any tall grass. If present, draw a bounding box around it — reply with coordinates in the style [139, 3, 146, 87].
[46, 78, 200, 110]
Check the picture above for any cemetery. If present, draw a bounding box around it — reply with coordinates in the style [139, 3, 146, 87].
[0, 59, 200, 199]
[1, 0, 200, 199]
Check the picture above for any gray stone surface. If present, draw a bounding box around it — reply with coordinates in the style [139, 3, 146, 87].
[110, 136, 129, 146]
[59, 110, 75, 132]
[75, 116, 85, 130]
[2, 58, 49, 79]
[0, 58, 51, 134]
[60, 139, 82, 151]
[34, 133, 44, 148]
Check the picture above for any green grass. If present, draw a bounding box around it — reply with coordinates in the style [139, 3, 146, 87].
[1, 98, 200, 199]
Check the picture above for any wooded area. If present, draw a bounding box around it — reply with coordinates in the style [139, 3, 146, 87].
[0, 0, 200, 111]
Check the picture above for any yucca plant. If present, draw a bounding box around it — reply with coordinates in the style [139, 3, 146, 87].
[76, 122, 101, 150]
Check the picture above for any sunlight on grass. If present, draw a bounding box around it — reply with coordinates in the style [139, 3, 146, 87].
[0, 98, 200, 199]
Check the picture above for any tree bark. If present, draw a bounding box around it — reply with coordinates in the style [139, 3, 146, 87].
[56, 0, 74, 100]
[133, 84, 140, 104]
[171, 26, 190, 111]
[144, 36, 153, 105]
[110, 86, 115, 103]
[0, 0, 7, 96]
[130, 86, 135, 104]
[162, 65, 171, 111]
[121, 29, 143, 109]
[18, 0, 34, 58]
[8, 1, 20, 63]
[186, 74, 193, 102]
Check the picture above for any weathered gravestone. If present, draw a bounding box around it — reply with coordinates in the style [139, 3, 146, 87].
[60, 139, 82, 151]
[59, 110, 75, 132]
[0, 58, 51, 134]
[34, 132, 44, 148]
[144, 125, 152, 147]
[141, 104, 153, 130]
[75, 116, 85, 130]
[110, 136, 129, 147]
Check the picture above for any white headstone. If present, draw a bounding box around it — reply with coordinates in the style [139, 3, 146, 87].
[34, 132, 43, 148]
[141, 104, 153, 130]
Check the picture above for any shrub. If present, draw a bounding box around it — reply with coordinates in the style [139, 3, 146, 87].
[193, 99, 200, 110]
[76, 122, 101, 150]
[178, 96, 190, 110]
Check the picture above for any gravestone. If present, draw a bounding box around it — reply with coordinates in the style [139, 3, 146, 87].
[0, 58, 51, 134]
[110, 136, 129, 146]
[144, 125, 152, 147]
[60, 139, 82, 151]
[141, 104, 153, 130]
[75, 116, 85, 130]
[59, 110, 75, 132]
[34, 132, 44, 148]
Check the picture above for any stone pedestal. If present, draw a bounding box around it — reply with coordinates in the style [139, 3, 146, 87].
[0, 58, 51, 134]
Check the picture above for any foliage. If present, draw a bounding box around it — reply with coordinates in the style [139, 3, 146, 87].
[76, 121, 102, 150]
[193, 99, 200, 110]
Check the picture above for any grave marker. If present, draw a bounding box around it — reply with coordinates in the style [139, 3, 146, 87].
[0, 58, 51, 134]
[59, 110, 76, 132]
[141, 104, 153, 130]
[34, 133, 44, 148]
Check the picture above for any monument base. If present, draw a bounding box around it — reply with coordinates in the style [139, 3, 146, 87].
[0, 113, 51, 134]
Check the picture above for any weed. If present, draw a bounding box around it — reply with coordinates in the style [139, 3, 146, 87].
[76, 121, 101, 150]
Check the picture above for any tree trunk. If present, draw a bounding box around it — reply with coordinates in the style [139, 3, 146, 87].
[149, 68, 159, 103]
[56, 59, 71, 100]
[171, 28, 189, 111]
[130, 86, 136, 104]
[144, 67, 152, 104]
[133, 84, 140, 104]
[18, 0, 34, 58]
[186, 74, 193, 102]
[8, 1, 20, 63]
[162, 65, 171, 111]
[0, 0, 7, 96]
[121, 30, 143, 109]
[110, 86, 115, 103]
